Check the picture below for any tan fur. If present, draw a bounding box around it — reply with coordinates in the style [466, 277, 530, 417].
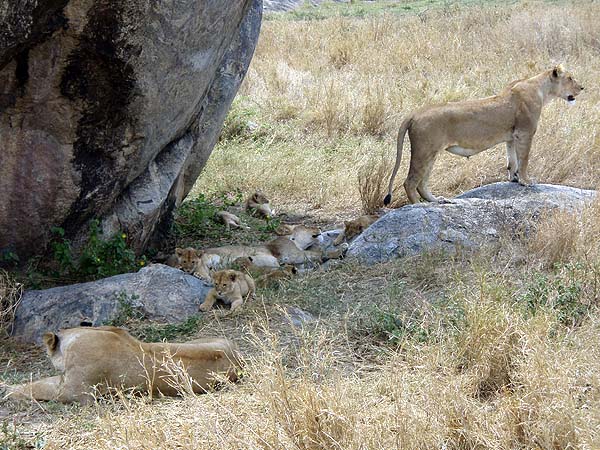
[5, 326, 241, 404]
[174, 247, 202, 273]
[333, 215, 379, 245]
[233, 257, 298, 287]
[384, 65, 584, 204]
[199, 270, 255, 312]
[216, 211, 247, 231]
[192, 225, 325, 280]
[246, 191, 273, 219]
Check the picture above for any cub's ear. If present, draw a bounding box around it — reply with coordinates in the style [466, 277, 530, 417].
[175, 247, 184, 256]
[552, 64, 565, 78]
[43, 332, 59, 353]
[229, 272, 237, 282]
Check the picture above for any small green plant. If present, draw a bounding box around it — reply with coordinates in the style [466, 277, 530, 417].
[104, 292, 145, 327]
[132, 315, 203, 342]
[521, 263, 589, 326]
[174, 192, 245, 241]
[0, 250, 19, 267]
[361, 304, 431, 344]
[0, 422, 28, 450]
[219, 98, 260, 142]
[49, 220, 146, 281]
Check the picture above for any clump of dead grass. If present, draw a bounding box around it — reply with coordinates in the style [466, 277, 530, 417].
[358, 154, 405, 213]
[528, 198, 600, 269]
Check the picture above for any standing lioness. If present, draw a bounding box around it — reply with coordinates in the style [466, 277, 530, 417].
[384, 65, 584, 204]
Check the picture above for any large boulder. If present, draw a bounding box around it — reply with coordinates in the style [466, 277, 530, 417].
[11, 264, 211, 344]
[348, 183, 597, 265]
[0, 0, 262, 260]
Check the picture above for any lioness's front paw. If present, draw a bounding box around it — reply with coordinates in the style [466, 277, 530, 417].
[518, 178, 535, 187]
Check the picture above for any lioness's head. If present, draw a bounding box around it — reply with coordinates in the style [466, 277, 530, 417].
[212, 270, 240, 296]
[287, 225, 321, 249]
[551, 65, 584, 104]
[175, 247, 201, 272]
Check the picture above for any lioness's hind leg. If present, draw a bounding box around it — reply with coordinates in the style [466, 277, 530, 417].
[403, 174, 421, 204]
[6, 375, 88, 404]
[416, 158, 449, 203]
[506, 141, 519, 182]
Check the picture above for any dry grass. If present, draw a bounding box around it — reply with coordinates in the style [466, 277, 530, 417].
[194, 1, 600, 216]
[529, 198, 600, 269]
[16, 260, 600, 449]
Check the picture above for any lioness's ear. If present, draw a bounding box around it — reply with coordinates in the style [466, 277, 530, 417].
[553, 64, 565, 78]
[43, 332, 59, 353]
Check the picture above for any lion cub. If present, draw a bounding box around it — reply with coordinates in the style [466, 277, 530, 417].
[216, 211, 248, 231]
[174, 247, 202, 273]
[333, 214, 379, 245]
[199, 269, 255, 312]
[246, 191, 273, 219]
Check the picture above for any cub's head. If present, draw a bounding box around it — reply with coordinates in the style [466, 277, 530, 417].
[287, 225, 321, 250]
[344, 215, 378, 241]
[175, 247, 201, 272]
[344, 220, 368, 241]
[212, 270, 240, 296]
[551, 65, 584, 104]
[249, 191, 269, 205]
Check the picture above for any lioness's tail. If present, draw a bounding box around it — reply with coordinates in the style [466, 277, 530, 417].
[383, 116, 412, 206]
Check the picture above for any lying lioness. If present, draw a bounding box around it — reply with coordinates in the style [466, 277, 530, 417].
[5, 326, 241, 404]
[384, 65, 584, 204]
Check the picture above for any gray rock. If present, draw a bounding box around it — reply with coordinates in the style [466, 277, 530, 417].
[348, 183, 596, 265]
[0, 0, 262, 259]
[284, 306, 315, 327]
[12, 264, 211, 345]
[264, 0, 305, 12]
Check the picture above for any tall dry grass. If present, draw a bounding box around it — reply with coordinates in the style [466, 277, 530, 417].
[194, 2, 600, 215]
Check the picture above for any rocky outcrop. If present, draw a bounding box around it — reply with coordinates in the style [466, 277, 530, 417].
[11, 264, 211, 344]
[0, 0, 262, 260]
[263, 0, 304, 12]
[348, 183, 597, 265]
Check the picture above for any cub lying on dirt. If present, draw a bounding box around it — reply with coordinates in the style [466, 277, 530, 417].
[5, 326, 241, 404]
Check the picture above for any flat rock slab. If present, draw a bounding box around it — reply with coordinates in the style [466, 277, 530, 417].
[348, 183, 596, 265]
[12, 264, 211, 345]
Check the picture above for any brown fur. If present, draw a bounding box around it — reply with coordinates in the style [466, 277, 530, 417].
[199, 270, 255, 312]
[175, 247, 202, 273]
[5, 326, 241, 404]
[216, 211, 247, 230]
[333, 215, 379, 245]
[245, 191, 273, 219]
[384, 65, 584, 204]
[233, 256, 298, 287]
[192, 225, 325, 280]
